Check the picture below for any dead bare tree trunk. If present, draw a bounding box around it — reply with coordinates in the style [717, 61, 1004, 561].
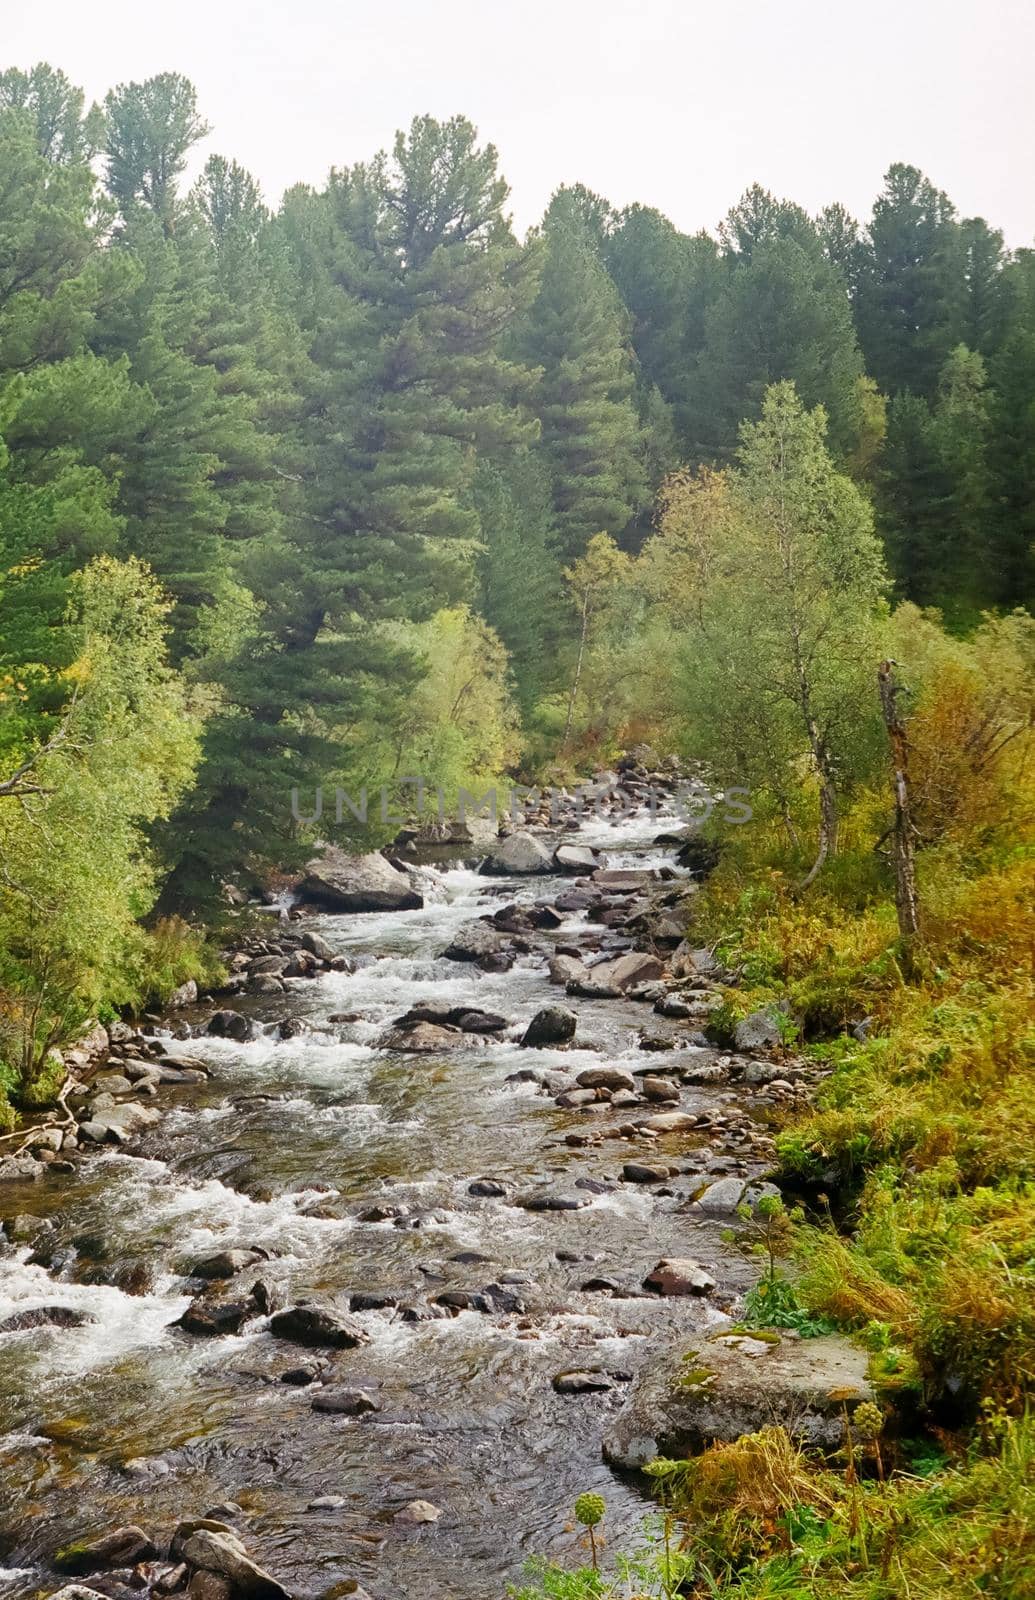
[877, 659, 920, 950]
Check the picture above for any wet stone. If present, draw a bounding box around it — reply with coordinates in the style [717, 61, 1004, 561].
[552, 1369, 614, 1393]
[268, 1303, 371, 1348]
[643, 1258, 716, 1296]
[311, 1387, 381, 1415]
[516, 1190, 592, 1212]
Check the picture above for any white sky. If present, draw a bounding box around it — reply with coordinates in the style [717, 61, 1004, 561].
[5, 0, 1034, 244]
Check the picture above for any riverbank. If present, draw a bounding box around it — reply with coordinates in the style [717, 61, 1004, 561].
[509, 792, 1035, 1600]
[0, 764, 819, 1600]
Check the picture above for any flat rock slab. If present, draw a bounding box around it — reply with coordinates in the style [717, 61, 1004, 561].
[515, 1190, 592, 1212]
[301, 848, 422, 912]
[592, 869, 656, 892]
[603, 1331, 874, 1467]
[590, 952, 665, 991]
[379, 1021, 482, 1053]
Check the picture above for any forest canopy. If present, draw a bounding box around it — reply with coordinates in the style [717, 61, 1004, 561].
[0, 60, 1032, 1092]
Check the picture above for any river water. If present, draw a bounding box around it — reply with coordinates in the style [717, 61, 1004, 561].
[0, 809, 770, 1599]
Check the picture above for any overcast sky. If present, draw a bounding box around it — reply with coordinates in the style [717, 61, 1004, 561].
[6, 0, 1034, 244]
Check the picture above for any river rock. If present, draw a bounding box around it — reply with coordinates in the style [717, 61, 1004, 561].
[175, 1526, 291, 1600]
[643, 1258, 716, 1296]
[247, 955, 286, 976]
[191, 1249, 266, 1280]
[77, 1103, 161, 1143]
[301, 848, 422, 912]
[442, 919, 505, 964]
[622, 1162, 675, 1184]
[576, 1066, 636, 1092]
[187, 1574, 233, 1600]
[394, 1500, 440, 1524]
[603, 1331, 874, 1467]
[695, 1176, 747, 1212]
[553, 844, 598, 873]
[548, 955, 588, 987]
[641, 1075, 680, 1102]
[205, 1010, 261, 1043]
[0, 1155, 42, 1183]
[590, 952, 665, 992]
[0, 1304, 97, 1332]
[468, 1177, 508, 1197]
[452, 1009, 509, 1034]
[479, 831, 555, 876]
[521, 1006, 577, 1047]
[297, 929, 336, 963]
[516, 1189, 591, 1212]
[379, 1021, 480, 1053]
[591, 869, 653, 893]
[176, 1290, 263, 1337]
[552, 1368, 614, 1393]
[269, 1303, 371, 1347]
[636, 1111, 697, 1134]
[55, 1527, 158, 1574]
[311, 1387, 380, 1415]
[733, 1008, 784, 1053]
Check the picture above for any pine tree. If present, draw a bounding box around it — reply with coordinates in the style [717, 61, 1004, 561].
[856, 164, 964, 398]
[693, 231, 866, 460]
[515, 188, 648, 559]
[987, 253, 1035, 607]
[474, 455, 563, 715]
[601, 206, 723, 441]
[104, 73, 209, 229]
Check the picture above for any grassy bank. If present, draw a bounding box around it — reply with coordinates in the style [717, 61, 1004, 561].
[512, 780, 1034, 1598]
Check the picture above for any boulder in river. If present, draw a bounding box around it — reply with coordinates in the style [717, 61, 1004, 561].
[442, 918, 506, 965]
[191, 1249, 267, 1280]
[0, 1304, 96, 1333]
[548, 954, 588, 987]
[552, 1368, 615, 1393]
[311, 1387, 381, 1415]
[576, 1066, 636, 1092]
[173, 1524, 291, 1600]
[54, 1526, 158, 1574]
[176, 1288, 265, 1337]
[553, 844, 598, 874]
[77, 1103, 161, 1143]
[269, 1303, 371, 1348]
[520, 1006, 577, 1047]
[733, 1008, 784, 1053]
[478, 831, 555, 876]
[590, 952, 665, 992]
[379, 1020, 482, 1053]
[603, 1331, 874, 1467]
[516, 1189, 591, 1212]
[0, 1154, 43, 1183]
[643, 1257, 716, 1296]
[394, 1499, 441, 1524]
[300, 847, 423, 912]
[695, 1176, 748, 1212]
[205, 1010, 261, 1043]
[299, 929, 337, 962]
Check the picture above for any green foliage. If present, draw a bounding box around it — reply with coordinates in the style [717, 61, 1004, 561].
[513, 187, 650, 560]
[0, 556, 201, 1093]
[742, 1273, 837, 1339]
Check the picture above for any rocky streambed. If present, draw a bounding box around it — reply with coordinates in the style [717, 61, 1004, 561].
[0, 768, 822, 1600]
